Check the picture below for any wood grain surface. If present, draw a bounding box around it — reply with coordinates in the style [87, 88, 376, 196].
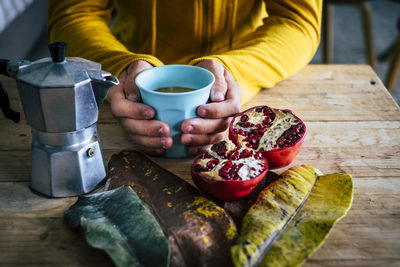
[0, 65, 399, 266]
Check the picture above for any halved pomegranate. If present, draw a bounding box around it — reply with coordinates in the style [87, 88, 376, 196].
[191, 140, 268, 201]
[229, 105, 306, 169]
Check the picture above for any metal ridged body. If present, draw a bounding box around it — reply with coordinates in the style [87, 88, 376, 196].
[30, 124, 106, 197]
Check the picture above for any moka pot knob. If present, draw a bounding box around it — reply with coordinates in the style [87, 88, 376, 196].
[48, 42, 66, 63]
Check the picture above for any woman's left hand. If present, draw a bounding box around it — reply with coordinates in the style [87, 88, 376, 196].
[181, 60, 243, 155]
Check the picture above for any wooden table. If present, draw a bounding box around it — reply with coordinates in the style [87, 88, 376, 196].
[1, 65, 399, 266]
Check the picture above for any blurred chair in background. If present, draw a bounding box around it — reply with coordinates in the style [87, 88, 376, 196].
[384, 18, 400, 93]
[322, 0, 377, 70]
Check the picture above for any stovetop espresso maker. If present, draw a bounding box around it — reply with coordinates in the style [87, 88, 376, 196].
[0, 42, 119, 197]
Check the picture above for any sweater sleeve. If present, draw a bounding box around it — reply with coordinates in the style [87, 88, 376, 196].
[189, 0, 322, 104]
[47, 0, 163, 77]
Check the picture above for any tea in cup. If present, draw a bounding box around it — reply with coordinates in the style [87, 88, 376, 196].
[135, 65, 215, 158]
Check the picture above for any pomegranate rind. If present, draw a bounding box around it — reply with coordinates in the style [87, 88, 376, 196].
[229, 105, 306, 169]
[191, 156, 268, 201]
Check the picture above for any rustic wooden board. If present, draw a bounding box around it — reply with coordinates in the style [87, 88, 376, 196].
[1, 65, 399, 266]
[2, 120, 400, 151]
[1, 140, 398, 183]
[0, 176, 398, 265]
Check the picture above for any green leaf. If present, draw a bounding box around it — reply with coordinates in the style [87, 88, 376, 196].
[260, 173, 353, 267]
[64, 186, 170, 267]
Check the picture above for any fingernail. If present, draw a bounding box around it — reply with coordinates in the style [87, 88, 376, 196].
[158, 127, 164, 136]
[161, 138, 167, 149]
[197, 108, 207, 117]
[143, 109, 152, 119]
[212, 92, 225, 102]
[127, 93, 138, 102]
[182, 135, 192, 145]
[187, 125, 194, 133]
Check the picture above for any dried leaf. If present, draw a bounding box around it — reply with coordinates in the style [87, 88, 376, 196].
[231, 165, 321, 267]
[106, 151, 237, 267]
[260, 173, 353, 266]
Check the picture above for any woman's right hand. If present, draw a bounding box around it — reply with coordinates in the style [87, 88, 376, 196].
[107, 60, 173, 156]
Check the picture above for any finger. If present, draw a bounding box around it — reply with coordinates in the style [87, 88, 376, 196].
[209, 66, 227, 102]
[181, 117, 231, 134]
[108, 70, 128, 102]
[224, 69, 243, 101]
[197, 69, 242, 119]
[181, 131, 226, 146]
[130, 134, 173, 149]
[197, 98, 240, 119]
[120, 118, 170, 137]
[124, 61, 153, 100]
[110, 99, 155, 119]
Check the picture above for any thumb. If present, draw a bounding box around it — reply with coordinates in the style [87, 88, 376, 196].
[196, 60, 227, 102]
[124, 60, 153, 101]
[210, 66, 227, 102]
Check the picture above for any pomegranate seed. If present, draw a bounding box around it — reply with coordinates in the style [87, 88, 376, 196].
[263, 109, 273, 115]
[225, 161, 233, 166]
[231, 153, 239, 160]
[249, 137, 258, 145]
[244, 122, 253, 128]
[240, 149, 253, 158]
[201, 152, 211, 159]
[211, 141, 227, 156]
[211, 158, 219, 164]
[240, 115, 249, 122]
[219, 171, 229, 179]
[263, 118, 272, 124]
[206, 161, 216, 169]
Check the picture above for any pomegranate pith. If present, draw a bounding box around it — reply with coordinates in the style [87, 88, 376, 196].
[191, 140, 268, 201]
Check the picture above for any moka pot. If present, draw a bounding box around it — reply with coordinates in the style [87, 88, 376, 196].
[0, 42, 119, 197]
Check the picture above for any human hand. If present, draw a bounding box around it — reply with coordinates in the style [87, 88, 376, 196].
[181, 60, 243, 155]
[108, 60, 173, 156]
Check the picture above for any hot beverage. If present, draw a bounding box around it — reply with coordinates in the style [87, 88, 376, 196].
[154, 86, 196, 93]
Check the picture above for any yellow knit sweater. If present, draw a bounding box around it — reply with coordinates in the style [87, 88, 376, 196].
[48, 0, 321, 104]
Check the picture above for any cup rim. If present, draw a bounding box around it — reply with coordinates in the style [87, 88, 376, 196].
[135, 64, 215, 96]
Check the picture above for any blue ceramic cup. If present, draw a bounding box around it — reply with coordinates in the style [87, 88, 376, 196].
[135, 65, 215, 158]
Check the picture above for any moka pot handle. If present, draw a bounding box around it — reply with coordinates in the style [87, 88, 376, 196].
[0, 59, 20, 123]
